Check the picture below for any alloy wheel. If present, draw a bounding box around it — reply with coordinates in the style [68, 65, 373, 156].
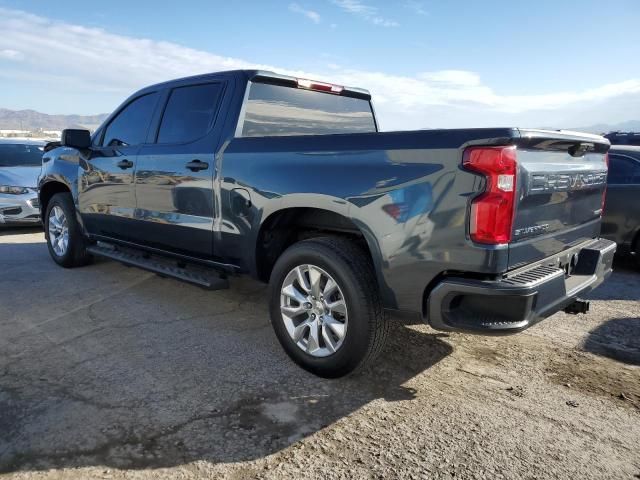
[280, 264, 348, 357]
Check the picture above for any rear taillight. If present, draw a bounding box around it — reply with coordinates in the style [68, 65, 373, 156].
[601, 153, 609, 215]
[463, 146, 517, 245]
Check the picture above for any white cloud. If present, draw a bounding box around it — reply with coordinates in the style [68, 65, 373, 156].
[289, 3, 321, 24]
[419, 70, 481, 87]
[405, 1, 428, 16]
[330, 0, 399, 27]
[0, 7, 638, 130]
[0, 49, 24, 61]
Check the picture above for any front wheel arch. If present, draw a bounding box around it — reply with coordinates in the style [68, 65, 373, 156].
[39, 181, 71, 223]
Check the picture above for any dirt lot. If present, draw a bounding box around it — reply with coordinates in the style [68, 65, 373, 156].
[1, 228, 639, 479]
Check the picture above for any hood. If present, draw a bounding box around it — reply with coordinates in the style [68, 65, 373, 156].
[0, 166, 41, 189]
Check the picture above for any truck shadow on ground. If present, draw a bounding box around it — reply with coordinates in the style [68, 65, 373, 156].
[0, 242, 453, 473]
[583, 317, 640, 366]
[586, 257, 639, 301]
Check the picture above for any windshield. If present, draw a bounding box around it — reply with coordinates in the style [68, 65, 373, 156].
[0, 144, 44, 167]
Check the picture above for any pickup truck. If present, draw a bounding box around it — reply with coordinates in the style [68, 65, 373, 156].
[39, 69, 615, 378]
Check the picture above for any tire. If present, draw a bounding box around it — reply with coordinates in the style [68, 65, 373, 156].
[269, 236, 389, 378]
[44, 192, 92, 268]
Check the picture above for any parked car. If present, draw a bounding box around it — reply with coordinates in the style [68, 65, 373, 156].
[603, 131, 640, 146]
[0, 138, 44, 226]
[601, 145, 640, 266]
[39, 70, 615, 377]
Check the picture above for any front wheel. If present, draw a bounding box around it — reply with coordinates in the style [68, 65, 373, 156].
[44, 192, 92, 268]
[269, 236, 389, 378]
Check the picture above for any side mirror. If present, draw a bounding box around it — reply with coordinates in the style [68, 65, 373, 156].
[43, 141, 62, 153]
[61, 129, 91, 149]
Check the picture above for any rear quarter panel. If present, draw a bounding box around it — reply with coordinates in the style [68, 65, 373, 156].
[219, 129, 518, 312]
[602, 183, 640, 250]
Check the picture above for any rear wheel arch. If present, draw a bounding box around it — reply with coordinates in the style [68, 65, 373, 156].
[254, 207, 382, 283]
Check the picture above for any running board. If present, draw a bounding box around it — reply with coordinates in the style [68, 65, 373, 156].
[87, 243, 230, 290]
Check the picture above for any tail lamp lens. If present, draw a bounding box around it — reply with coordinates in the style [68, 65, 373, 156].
[463, 146, 517, 245]
[601, 152, 609, 215]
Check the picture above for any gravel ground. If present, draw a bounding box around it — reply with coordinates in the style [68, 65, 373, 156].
[1, 228, 639, 479]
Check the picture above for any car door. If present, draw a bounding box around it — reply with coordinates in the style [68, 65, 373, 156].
[134, 81, 226, 257]
[602, 152, 640, 247]
[78, 91, 159, 240]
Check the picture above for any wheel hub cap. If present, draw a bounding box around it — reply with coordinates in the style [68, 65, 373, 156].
[280, 264, 348, 358]
[48, 205, 69, 257]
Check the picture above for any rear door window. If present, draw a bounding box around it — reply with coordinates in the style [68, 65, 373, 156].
[157, 83, 224, 144]
[102, 92, 158, 147]
[608, 154, 640, 184]
[241, 82, 376, 137]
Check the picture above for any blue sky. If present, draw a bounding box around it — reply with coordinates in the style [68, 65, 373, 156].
[1, 0, 639, 130]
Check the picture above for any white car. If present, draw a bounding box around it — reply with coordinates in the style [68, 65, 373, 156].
[0, 138, 44, 226]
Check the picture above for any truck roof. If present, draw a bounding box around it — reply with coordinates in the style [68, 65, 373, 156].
[138, 69, 371, 99]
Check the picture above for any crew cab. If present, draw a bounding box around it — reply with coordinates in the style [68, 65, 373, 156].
[39, 70, 615, 377]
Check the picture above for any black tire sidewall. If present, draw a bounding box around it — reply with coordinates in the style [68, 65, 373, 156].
[269, 240, 375, 377]
[44, 193, 86, 267]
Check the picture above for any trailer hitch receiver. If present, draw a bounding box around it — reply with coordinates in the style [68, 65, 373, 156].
[564, 298, 590, 315]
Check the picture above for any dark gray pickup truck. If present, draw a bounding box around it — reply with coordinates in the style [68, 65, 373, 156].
[39, 69, 615, 377]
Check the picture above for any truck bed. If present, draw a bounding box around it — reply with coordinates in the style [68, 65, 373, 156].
[221, 127, 609, 313]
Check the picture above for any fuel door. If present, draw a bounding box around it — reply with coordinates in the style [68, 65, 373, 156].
[231, 188, 252, 218]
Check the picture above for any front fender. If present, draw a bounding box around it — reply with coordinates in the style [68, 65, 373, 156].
[39, 147, 82, 203]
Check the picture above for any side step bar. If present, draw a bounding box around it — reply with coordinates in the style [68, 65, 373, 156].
[87, 243, 230, 291]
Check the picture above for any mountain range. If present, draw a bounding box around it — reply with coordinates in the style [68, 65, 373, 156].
[1, 107, 638, 135]
[0, 108, 109, 131]
[564, 120, 640, 135]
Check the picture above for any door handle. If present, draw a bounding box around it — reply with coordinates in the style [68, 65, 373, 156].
[117, 159, 134, 170]
[185, 159, 209, 172]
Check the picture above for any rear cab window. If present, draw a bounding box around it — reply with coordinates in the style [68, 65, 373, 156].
[240, 82, 377, 137]
[157, 83, 224, 144]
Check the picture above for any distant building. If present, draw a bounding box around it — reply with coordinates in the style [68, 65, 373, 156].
[41, 130, 62, 139]
[0, 129, 30, 137]
[0, 129, 62, 139]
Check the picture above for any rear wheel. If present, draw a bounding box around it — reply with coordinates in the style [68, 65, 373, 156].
[45, 192, 91, 268]
[269, 236, 389, 378]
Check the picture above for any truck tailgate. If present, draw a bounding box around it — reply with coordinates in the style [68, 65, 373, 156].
[508, 129, 609, 269]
